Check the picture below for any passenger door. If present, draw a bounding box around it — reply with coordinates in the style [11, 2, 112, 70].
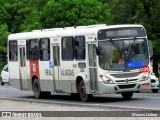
[52, 44, 62, 91]
[88, 43, 98, 91]
[19, 46, 28, 90]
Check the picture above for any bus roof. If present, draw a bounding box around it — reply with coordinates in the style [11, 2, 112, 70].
[8, 24, 144, 40]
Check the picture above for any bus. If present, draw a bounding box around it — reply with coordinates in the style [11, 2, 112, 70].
[8, 24, 151, 102]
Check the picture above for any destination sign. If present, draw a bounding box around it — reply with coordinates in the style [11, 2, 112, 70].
[98, 27, 146, 40]
[106, 29, 138, 37]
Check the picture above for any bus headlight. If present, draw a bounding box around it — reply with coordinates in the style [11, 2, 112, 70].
[104, 79, 114, 84]
[100, 75, 114, 84]
[141, 73, 150, 81]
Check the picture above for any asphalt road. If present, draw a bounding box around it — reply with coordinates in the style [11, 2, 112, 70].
[0, 84, 160, 110]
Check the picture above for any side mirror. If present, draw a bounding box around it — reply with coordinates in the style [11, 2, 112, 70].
[96, 47, 101, 56]
[148, 40, 153, 57]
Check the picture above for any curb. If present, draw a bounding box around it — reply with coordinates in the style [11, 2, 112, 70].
[0, 97, 160, 111]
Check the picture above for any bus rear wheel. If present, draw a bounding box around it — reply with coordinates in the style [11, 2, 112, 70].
[33, 79, 51, 99]
[33, 79, 41, 99]
[78, 80, 92, 102]
[121, 92, 133, 100]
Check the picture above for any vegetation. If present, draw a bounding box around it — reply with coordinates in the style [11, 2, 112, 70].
[0, 0, 160, 75]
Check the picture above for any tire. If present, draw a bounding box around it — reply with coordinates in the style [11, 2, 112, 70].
[42, 92, 51, 97]
[70, 93, 80, 100]
[78, 80, 92, 102]
[32, 78, 42, 99]
[121, 92, 133, 100]
[152, 89, 158, 93]
[0, 78, 4, 85]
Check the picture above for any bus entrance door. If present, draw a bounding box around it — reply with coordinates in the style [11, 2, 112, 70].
[88, 43, 98, 92]
[19, 46, 28, 90]
[52, 44, 62, 92]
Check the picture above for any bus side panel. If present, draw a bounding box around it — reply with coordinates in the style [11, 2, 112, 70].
[39, 61, 54, 92]
[60, 61, 73, 93]
[9, 62, 21, 89]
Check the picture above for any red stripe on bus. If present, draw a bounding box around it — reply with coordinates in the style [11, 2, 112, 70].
[29, 60, 40, 80]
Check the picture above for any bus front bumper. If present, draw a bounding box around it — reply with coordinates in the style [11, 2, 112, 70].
[97, 81, 151, 94]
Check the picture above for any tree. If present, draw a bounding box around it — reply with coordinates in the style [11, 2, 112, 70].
[40, 0, 110, 28]
[20, 0, 48, 31]
[0, 0, 10, 25]
[0, 23, 10, 71]
[105, 0, 160, 76]
[0, 24, 10, 53]
[2, 0, 35, 32]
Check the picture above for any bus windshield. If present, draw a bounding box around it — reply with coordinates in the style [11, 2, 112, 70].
[98, 38, 149, 71]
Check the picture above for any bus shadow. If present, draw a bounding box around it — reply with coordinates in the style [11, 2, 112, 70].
[21, 93, 145, 103]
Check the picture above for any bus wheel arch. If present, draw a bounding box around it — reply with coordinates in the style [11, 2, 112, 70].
[76, 76, 83, 92]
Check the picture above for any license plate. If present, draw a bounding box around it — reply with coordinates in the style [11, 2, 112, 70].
[141, 83, 150, 88]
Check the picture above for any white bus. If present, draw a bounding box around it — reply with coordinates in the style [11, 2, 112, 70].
[8, 24, 151, 102]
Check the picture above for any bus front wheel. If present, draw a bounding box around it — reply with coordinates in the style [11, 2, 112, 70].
[121, 92, 133, 100]
[78, 80, 92, 102]
[152, 89, 158, 93]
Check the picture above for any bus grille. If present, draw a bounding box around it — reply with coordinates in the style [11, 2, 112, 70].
[110, 72, 140, 78]
[115, 79, 138, 83]
[117, 84, 136, 89]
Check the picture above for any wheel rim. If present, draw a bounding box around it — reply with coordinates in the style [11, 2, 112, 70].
[80, 84, 86, 97]
[79, 81, 88, 101]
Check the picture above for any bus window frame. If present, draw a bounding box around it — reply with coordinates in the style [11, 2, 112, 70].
[75, 36, 86, 60]
[29, 39, 39, 60]
[39, 38, 50, 61]
[9, 40, 18, 62]
[61, 36, 74, 61]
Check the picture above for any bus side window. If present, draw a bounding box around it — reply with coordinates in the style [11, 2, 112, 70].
[29, 39, 39, 60]
[9, 41, 18, 61]
[75, 36, 85, 60]
[62, 37, 74, 60]
[39, 38, 50, 61]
